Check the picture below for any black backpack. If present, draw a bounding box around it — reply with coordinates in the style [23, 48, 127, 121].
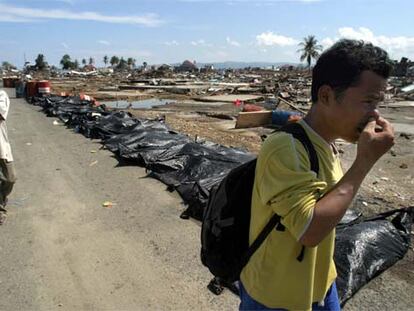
[200, 122, 319, 293]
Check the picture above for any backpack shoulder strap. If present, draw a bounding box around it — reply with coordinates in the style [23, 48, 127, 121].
[241, 121, 319, 268]
[280, 122, 319, 175]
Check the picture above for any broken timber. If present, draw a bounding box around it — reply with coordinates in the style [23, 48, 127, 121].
[278, 97, 307, 114]
[235, 111, 272, 129]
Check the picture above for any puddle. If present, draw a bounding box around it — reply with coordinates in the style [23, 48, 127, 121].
[102, 98, 176, 109]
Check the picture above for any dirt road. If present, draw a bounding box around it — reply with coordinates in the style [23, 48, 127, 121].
[0, 90, 237, 310]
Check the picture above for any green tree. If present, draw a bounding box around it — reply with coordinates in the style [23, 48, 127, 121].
[82, 58, 87, 66]
[89, 57, 94, 65]
[1, 61, 16, 70]
[35, 54, 47, 70]
[73, 59, 79, 69]
[110, 56, 119, 67]
[103, 55, 108, 67]
[127, 57, 136, 69]
[297, 35, 322, 70]
[117, 57, 128, 70]
[60, 54, 72, 70]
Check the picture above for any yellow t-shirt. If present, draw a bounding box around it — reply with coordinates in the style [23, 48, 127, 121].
[240, 119, 343, 311]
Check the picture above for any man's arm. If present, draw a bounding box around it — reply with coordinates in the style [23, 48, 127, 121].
[300, 117, 394, 247]
[0, 91, 10, 120]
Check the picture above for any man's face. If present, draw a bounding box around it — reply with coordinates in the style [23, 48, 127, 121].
[330, 70, 386, 143]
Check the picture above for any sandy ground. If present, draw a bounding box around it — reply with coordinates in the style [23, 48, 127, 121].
[0, 90, 237, 310]
[0, 88, 413, 310]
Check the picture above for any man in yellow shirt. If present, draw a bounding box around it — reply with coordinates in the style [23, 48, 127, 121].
[240, 39, 395, 310]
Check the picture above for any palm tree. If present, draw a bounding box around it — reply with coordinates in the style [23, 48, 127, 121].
[35, 54, 47, 70]
[127, 57, 136, 69]
[89, 57, 94, 65]
[110, 56, 119, 67]
[297, 35, 322, 70]
[117, 57, 128, 70]
[82, 58, 87, 66]
[60, 54, 72, 69]
[73, 59, 79, 69]
[103, 55, 108, 67]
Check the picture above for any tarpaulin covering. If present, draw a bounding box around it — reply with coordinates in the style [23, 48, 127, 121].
[335, 207, 413, 305]
[30, 95, 108, 137]
[148, 142, 254, 219]
[28, 95, 413, 305]
[29, 95, 254, 219]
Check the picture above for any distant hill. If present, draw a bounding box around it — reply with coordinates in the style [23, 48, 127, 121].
[197, 61, 299, 69]
[169, 61, 300, 70]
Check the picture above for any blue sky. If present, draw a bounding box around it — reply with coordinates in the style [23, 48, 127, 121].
[1, 0, 413, 67]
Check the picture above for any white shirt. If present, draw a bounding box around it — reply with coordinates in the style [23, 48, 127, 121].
[0, 90, 13, 162]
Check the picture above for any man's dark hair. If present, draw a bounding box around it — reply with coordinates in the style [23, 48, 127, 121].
[311, 39, 393, 103]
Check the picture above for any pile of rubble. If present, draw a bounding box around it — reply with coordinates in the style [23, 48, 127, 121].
[6, 56, 414, 114]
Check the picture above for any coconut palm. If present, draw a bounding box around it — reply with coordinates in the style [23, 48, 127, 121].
[110, 56, 119, 67]
[60, 54, 72, 69]
[103, 55, 108, 67]
[127, 57, 136, 69]
[35, 54, 47, 70]
[297, 35, 322, 70]
[117, 57, 128, 70]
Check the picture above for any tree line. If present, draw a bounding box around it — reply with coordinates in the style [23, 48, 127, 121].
[2, 36, 324, 71]
[59, 55, 138, 70]
[2, 54, 140, 71]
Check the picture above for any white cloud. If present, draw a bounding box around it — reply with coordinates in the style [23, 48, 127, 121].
[164, 40, 179, 46]
[322, 27, 414, 59]
[191, 39, 204, 46]
[98, 40, 110, 46]
[320, 37, 334, 48]
[338, 27, 375, 42]
[191, 39, 212, 47]
[0, 14, 32, 22]
[256, 31, 298, 46]
[226, 37, 241, 47]
[61, 42, 69, 49]
[0, 3, 164, 27]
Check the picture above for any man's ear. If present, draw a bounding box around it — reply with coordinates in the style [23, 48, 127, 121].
[317, 85, 335, 106]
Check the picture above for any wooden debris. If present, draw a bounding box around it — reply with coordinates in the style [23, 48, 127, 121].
[235, 111, 272, 129]
[278, 97, 308, 114]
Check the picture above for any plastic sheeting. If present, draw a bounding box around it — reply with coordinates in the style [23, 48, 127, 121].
[104, 120, 191, 165]
[105, 127, 253, 219]
[28, 95, 413, 305]
[148, 142, 254, 219]
[335, 208, 413, 305]
[29, 95, 254, 219]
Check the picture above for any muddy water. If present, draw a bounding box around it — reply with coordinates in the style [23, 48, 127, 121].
[102, 98, 176, 109]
